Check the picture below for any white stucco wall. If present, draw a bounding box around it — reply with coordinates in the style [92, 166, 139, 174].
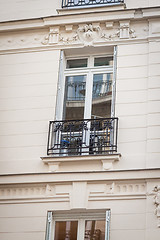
[0, 50, 60, 173]
[0, 2, 160, 240]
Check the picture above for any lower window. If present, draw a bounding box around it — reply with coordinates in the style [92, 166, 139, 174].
[46, 210, 111, 240]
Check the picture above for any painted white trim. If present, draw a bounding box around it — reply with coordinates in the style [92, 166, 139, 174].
[111, 46, 117, 118]
[105, 210, 111, 240]
[62, 55, 114, 121]
[55, 50, 65, 120]
[51, 210, 108, 240]
[45, 211, 53, 240]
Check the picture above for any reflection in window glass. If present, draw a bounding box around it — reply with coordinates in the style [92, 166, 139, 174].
[84, 220, 105, 240]
[64, 75, 86, 120]
[91, 73, 112, 119]
[55, 221, 78, 240]
[94, 57, 113, 67]
[67, 59, 87, 68]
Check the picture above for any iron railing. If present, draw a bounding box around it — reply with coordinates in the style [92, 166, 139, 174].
[47, 117, 118, 156]
[62, 0, 124, 8]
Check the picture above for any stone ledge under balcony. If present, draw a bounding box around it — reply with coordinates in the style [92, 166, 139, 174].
[57, 3, 125, 16]
[41, 153, 121, 172]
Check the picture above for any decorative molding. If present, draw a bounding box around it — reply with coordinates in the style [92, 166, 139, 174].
[88, 182, 146, 201]
[59, 32, 78, 44]
[0, 19, 156, 52]
[77, 23, 101, 46]
[153, 185, 160, 228]
[41, 153, 121, 172]
[41, 21, 137, 47]
[42, 26, 59, 45]
[0, 183, 70, 202]
[119, 21, 136, 39]
[0, 181, 146, 204]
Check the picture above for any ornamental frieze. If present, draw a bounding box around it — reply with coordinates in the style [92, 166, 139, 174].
[0, 20, 151, 51]
[41, 21, 136, 46]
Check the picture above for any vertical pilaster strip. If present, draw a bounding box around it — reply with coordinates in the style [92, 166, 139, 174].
[111, 46, 117, 118]
[105, 210, 111, 240]
[55, 50, 65, 120]
[45, 211, 53, 240]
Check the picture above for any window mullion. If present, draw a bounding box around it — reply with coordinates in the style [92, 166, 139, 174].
[77, 219, 85, 240]
[45, 212, 53, 240]
[84, 71, 93, 119]
[105, 210, 111, 240]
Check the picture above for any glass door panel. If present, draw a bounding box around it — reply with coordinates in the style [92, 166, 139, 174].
[62, 75, 87, 156]
[90, 73, 113, 155]
[84, 220, 105, 240]
[91, 73, 113, 119]
[64, 75, 86, 120]
[55, 221, 78, 240]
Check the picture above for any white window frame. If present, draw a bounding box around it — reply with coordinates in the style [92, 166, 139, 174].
[46, 210, 111, 240]
[58, 54, 114, 121]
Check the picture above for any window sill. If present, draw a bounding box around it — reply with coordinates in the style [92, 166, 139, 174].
[41, 153, 121, 172]
[57, 3, 126, 15]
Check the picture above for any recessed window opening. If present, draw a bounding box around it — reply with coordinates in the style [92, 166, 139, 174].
[46, 210, 111, 240]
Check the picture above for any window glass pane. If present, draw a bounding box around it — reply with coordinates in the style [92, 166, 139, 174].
[67, 59, 87, 68]
[91, 73, 112, 119]
[84, 220, 105, 240]
[64, 75, 86, 120]
[94, 57, 113, 67]
[55, 221, 78, 240]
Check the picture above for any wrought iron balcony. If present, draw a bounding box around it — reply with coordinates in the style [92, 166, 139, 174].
[47, 117, 118, 156]
[62, 0, 124, 8]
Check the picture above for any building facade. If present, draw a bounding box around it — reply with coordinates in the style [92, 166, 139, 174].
[0, 0, 160, 239]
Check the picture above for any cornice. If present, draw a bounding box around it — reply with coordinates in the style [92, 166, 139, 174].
[0, 7, 160, 33]
[0, 168, 160, 185]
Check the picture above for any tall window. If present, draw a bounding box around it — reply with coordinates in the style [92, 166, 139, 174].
[63, 55, 113, 121]
[48, 50, 118, 156]
[46, 210, 111, 240]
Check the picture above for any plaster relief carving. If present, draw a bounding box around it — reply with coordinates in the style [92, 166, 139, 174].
[42, 27, 59, 45]
[45, 184, 55, 196]
[59, 33, 78, 44]
[153, 185, 160, 227]
[88, 182, 146, 201]
[77, 23, 101, 46]
[101, 22, 136, 41]
[119, 21, 136, 39]
[101, 30, 120, 41]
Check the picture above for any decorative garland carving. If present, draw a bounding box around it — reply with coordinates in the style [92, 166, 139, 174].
[48, 22, 136, 46]
[101, 30, 120, 41]
[59, 33, 78, 44]
[153, 186, 160, 228]
[77, 23, 101, 46]
[0, 21, 137, 51]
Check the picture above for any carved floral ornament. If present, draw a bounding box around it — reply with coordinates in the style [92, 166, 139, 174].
[42, 21, 136, 46]
[153, 185, 160, 228]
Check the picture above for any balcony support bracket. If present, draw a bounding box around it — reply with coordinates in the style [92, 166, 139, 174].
[41, 154, 121, 172]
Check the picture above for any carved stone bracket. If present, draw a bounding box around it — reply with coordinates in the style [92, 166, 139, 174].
[153, 185, 160, 228]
